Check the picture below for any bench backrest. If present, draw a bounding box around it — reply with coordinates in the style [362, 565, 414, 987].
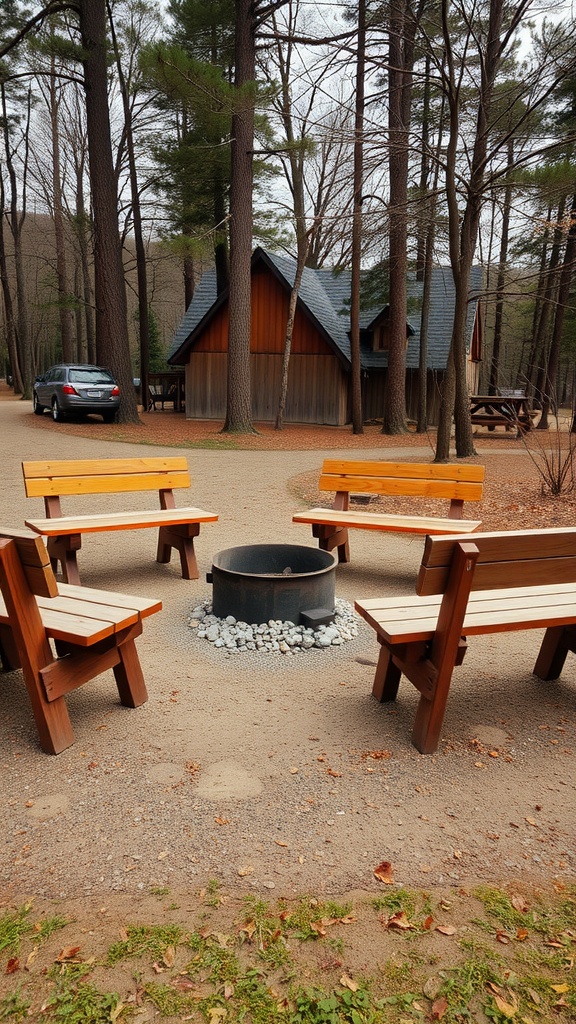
[417, 527, 576, 596]
[319, 459, 484, 502]
[22, 457, 191, 499]
[0, 527, 58, 598]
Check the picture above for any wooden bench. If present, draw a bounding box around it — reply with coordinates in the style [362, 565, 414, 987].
[355, 526, 576, 754]
[22, 457, 218, 585]
[0, 527, 161, 754]
[292, 460, 484, 563]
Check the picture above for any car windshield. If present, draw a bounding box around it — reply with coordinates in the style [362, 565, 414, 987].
[69, 368, 114, 385]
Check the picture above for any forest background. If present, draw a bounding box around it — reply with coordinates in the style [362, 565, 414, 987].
[0, 0, 575, 462]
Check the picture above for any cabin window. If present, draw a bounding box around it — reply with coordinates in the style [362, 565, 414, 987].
[373, 323, 390, 351]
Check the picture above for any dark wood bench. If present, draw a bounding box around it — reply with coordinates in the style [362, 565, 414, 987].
[355, 526, 576, 753]
[293, 459, 484, 563]
[22, 457, 218, 585]
[0, 527, 161, 754]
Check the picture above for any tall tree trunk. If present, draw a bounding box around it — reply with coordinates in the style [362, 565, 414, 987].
[107, 0, 150, 412]
[417, 86, 444, 433]
[488, 137, 514, 394]
[524, 206, 551, 398]
[223, 0, 255, 433]
[534, 197, 566, 426]
[47, 51, 74, 362]
[384, 0, 415, 434]
[1, 82, 32, 397]
[350, 0, 365, 434]
[0, 172, 22, 392]
[539, 192, 576, 429]
[80, 0, 139, 423]
[436, 0, 510, 461]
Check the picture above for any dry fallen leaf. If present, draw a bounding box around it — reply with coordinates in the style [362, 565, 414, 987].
[386, 911, 412, 931]
[511, 894, 528, 913]
[374, 860, 394, 884]
[493, 992, 518, 1017]
[56, 946, 82, 962]
[237, 865, 253, 877]
[435, 925, 457, 936]
[431, 995, 448, 1019]
[551, 983, 569, 994]
[516, 926, 529, 941]
[340, 974, 359, 992]
[215, 817, 229, 825]
[171, 977, 198, 992]
[6, 958, 19, 974]
[239, 920, 256, 940]
[274, 840, 288, 847]
[162, 946, 175, 969]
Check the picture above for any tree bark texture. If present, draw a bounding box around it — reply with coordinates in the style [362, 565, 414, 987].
[224, 0, 255, 433]
[80, 0, 139, 423]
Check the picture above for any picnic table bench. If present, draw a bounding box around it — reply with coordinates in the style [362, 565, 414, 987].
[355, 526, 576, 753]
[0, 527, 161, 754]
[292, 459, 484, 564]
[22, 457, 218, 585]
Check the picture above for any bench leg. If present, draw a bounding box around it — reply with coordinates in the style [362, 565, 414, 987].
[534, 625, 576, 680]
[47, 535, 82, 586]
[113, 637, 149, 707]
[157, 524, 200, 579]
[312, 524, 350, 564]
[411, 667, 455, 755]
[372, 640, 402, 702]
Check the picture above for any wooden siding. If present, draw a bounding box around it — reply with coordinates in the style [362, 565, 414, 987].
[193, 264, 335, 356]
[186, 352, 348, 425]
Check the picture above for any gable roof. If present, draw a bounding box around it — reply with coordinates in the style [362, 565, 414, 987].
[168, 247, 483, 371]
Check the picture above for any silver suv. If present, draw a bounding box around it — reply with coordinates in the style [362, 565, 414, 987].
[33, 364, 121, 422]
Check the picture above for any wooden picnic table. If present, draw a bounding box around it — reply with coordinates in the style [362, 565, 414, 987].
[469, 394, 534, 434]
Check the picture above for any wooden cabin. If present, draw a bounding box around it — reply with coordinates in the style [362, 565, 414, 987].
[168, 248, 484, 426]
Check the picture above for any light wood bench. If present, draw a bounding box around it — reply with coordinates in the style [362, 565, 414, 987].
[355, 526, 576, 754]
[293, 460, 484, 563]
[0, 527, 161, 754]
[22, 457, 218, 585]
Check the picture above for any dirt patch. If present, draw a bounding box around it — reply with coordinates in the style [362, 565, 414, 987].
[1, 386, 575, 1004]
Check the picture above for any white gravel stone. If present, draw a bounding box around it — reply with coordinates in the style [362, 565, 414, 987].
[187, 596, 359, 655]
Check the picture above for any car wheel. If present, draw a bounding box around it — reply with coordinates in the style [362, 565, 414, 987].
[51, 399, 63, 422]
[33, 393, 44, 415]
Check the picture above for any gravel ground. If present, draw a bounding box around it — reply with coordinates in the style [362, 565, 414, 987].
[1, 389, 575, 909]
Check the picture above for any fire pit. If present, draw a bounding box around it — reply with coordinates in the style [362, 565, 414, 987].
[207, 544, 337, 627]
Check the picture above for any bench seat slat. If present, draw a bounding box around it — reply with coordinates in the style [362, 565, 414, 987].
[0, 588, 161, 646]
[356, 582, 576, 644]
[25, 507, 218, 536]
[293, 508, 481, 535]
[57, 583, 161, 618]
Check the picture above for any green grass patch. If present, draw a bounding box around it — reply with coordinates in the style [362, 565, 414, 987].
[106, 923, 183, 964]
[2, 887, 575, 1023]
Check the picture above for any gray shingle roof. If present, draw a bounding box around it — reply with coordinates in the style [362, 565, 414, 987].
[168, 248, 483, 372]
